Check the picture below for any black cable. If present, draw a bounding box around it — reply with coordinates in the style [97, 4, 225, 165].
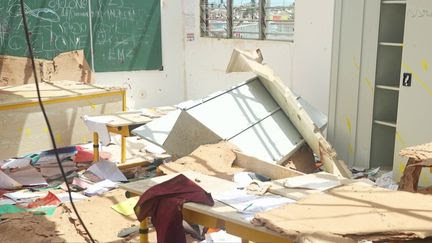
[18, 1, 95, 242]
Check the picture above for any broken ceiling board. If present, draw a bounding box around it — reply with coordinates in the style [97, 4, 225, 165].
[132, 109, 181, 147]
[228, 109, 303, 163]
[0, 82, 124, 160]
[163, 110, 223, 157]
[133, 79, 305, 161]
[0, 50, 93, 87]
[187, 78, 280, 139]
[50, 50, 93, 83]
[253, 183, 432, 241]
[234, 151, 303, 180]
[159, 142, 244, 181]
[399, 142, 432, 161]
[0, 55, 50, 86]
[297, 96, 327, 131]
[226, 49, 351, 178]
[282, 144, 317, 174]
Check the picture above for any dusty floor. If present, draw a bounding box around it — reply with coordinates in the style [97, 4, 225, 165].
[0, 188, 201, 243]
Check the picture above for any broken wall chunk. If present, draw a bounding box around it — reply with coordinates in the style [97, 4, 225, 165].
[0, 50, 93, 86]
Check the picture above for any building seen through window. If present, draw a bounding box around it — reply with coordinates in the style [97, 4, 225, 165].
[201, 0, 294, 41]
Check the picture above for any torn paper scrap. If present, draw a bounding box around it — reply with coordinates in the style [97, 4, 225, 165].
[111, 197, 139, 216]
[55, 192, 88, 203]
[87, 160, 127, 182]
[26, 192, 61, 208]
[84, 179, 118, 196]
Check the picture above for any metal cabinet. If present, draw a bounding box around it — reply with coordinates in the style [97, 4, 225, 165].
[392, 0, 432, 185]
[329, 0, 432, 185]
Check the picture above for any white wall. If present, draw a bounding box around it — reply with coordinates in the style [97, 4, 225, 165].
[183, 0, 294, 100]
[94, 0, 335, 117]
[94, 0, 186, 109]
[292, 0, 335, 115]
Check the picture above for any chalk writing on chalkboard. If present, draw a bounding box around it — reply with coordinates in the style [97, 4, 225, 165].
[0, 0, 162, 72]
[407, 8, 432, 18]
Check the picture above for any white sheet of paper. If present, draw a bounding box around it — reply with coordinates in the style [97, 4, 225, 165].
[87, 161, 127, 182]
[83, 115, 113, 145]
[6, 167, 47, 186]
[55, 192, 88, 203]
[214, 189, 294, 218]
[1, 158, 31, 170]
[84, 179, 118, 196]
[283, 172, 342, 191]
[233, 172, 253, 188]
[0, 198, 16, 205]
[0, 170, 21, 190]
[4, 191, 42, 202]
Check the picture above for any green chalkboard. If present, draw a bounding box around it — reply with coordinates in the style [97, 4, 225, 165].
[0, 0, 162, 72]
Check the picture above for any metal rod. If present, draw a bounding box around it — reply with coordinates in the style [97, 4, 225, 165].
[88, 0, 95, 71]
[227, 0, 233, 38]
[227, 107, 281, 141]
[186, 78, 257, 110]
[259, 0, 267, 40]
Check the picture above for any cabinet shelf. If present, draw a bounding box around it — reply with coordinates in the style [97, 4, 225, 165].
[382, 0, 406, 4]
[376, 84, 400, 91]
[379, 42, 403, 47]
[373, 119, 397, 128]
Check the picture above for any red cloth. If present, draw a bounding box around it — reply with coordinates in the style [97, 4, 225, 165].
[134, 174, 214, 243]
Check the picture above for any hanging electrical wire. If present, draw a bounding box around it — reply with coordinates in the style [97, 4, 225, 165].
[18, 0, 95, 242]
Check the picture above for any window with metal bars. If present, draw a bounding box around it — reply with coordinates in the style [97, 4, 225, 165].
[200, 0, 295, 41]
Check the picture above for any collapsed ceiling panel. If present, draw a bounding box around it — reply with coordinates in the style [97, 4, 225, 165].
[133, 77, 325, 164]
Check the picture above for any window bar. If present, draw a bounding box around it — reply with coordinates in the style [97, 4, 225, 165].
[227, 0, 233, 38]
[259, 0, 267, 40]
[200, 0, 209, 37]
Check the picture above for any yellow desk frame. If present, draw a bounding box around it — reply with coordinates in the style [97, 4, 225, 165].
[128, 192, 292, 243]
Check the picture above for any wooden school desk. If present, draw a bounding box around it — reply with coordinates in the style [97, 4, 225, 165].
[91, 111, 152, 164]
[119, 171, 293, 243]
[0, 81, 124, 160]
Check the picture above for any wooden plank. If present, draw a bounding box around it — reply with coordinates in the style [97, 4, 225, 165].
[234, 151, 303, 179]
[226, 49, 351, 178]
[0, 80, 121, 107]
[91, 111, 152, 127]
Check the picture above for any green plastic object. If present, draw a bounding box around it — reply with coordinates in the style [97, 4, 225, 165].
[0, 205, 26, 215]
[0, 0, 162, 71]
[0, 205, 56, 216]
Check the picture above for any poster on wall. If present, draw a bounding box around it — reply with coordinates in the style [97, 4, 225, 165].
[182, 0, 196, 41]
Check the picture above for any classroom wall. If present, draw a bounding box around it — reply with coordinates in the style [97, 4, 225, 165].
[94, 0, 335, 116]
[182, 0, 294, 101]
[94, 0, 186, 109]
[292, 0, 335, 115]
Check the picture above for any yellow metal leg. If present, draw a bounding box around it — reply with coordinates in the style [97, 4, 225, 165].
[121, 135, 126, 164]
[140, 218, 149, 243]
[93, 132, 99, 162]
